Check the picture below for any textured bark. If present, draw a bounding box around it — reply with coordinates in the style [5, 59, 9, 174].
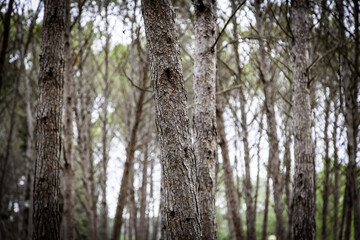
[193, 1, 217, 239]
[111, 53, 149, 240]
[100, 1, 110, 239]
[141, 0, 201, 239]
[336, 1, 360, 239]
[139, 145, 149, 240]
[321, 92, 331, 240]
[0, 0, 14, 90]
[291, 0, 316, 239]
[63, 0, 75, 239]
[254, 1, 285, 239]
[231, 2, 256, 239]
[216, 94, 244, 240]
[32, 0, 65, 239]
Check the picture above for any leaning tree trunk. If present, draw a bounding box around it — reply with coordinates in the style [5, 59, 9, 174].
[32, 1, 65, 239]
[63, 0, 75, 238]
[111, 54, 149, 240]
[193, 1, 217, 239]
[141, 0, 201, 238]
[254, 1, 285, 239]
[139, 143, 149, 240]
[291, 0, 315, 239]
[216, 93, 245, 240]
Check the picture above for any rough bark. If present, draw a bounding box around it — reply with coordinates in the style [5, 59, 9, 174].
[291, 0, 316, 239]
[0, 0, 14, 90]
[254, 1, 285, 239]
[321, 91, 331, 240]
[32, 0, 65, 239]
[216, 93, 244, 240]
[193, 1, 217, 239]
[63, 0, 75, 239]
[100, 1, 110, 239]
[111, 52, 149, 240]
[141, 0, 202, 238]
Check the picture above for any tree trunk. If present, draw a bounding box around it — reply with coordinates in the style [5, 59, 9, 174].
[193, 1, 217, 239]
[254, 1, 285, 239]
[0, 0, 14, 90]
[111, 53, 149, 240]
[332, 94, 339, 240]
[261, 167, 270, 240]
[231, 1, 256, 239]
[321, 90, 331, 240]
[63, 0, 75, 238]
[216, 93, 244, 240]
[100, 1, 110, 239]
[141, 0, 201, 239]
[336, 1, 360, 239]
[291, 0, 315, 239]
[139, 144, 149, 240]
[32, 0, 65, 239]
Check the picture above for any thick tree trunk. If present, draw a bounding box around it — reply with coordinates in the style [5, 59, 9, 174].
[193, 1, 217, 239]
[63, 0, 75, 239]
[111, 55, 149, 240]
[321, 92, 331, 240]
[254, 1, 285, 239]
[141, 0, 201, 239]
[291, 0, 315, 239]
[216, 93, 244, 240]
[32, 1, 65, 239]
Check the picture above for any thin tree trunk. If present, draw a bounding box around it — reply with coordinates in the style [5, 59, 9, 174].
[0, 0, 14, 90]
[32, 1, 65, 239]
[336, 1, 360, 239]
[139, 144, 149, 240]
[321, 91, 331, 240]
[111, 54, 149, 240]
[284, 129, 292, 239]
[254, 1, 285, 239]
[63, 0, 75, 238]
[193, 1, 217, 239]
[230, 1, 256, 239]
[141, 0, 201, 238]
[216, 93, 244, 240]
[333, 94, 339, 240]
[100, 1, 110, 239]
[291, 0, 315, 239]
[261, 167, 270, 240]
